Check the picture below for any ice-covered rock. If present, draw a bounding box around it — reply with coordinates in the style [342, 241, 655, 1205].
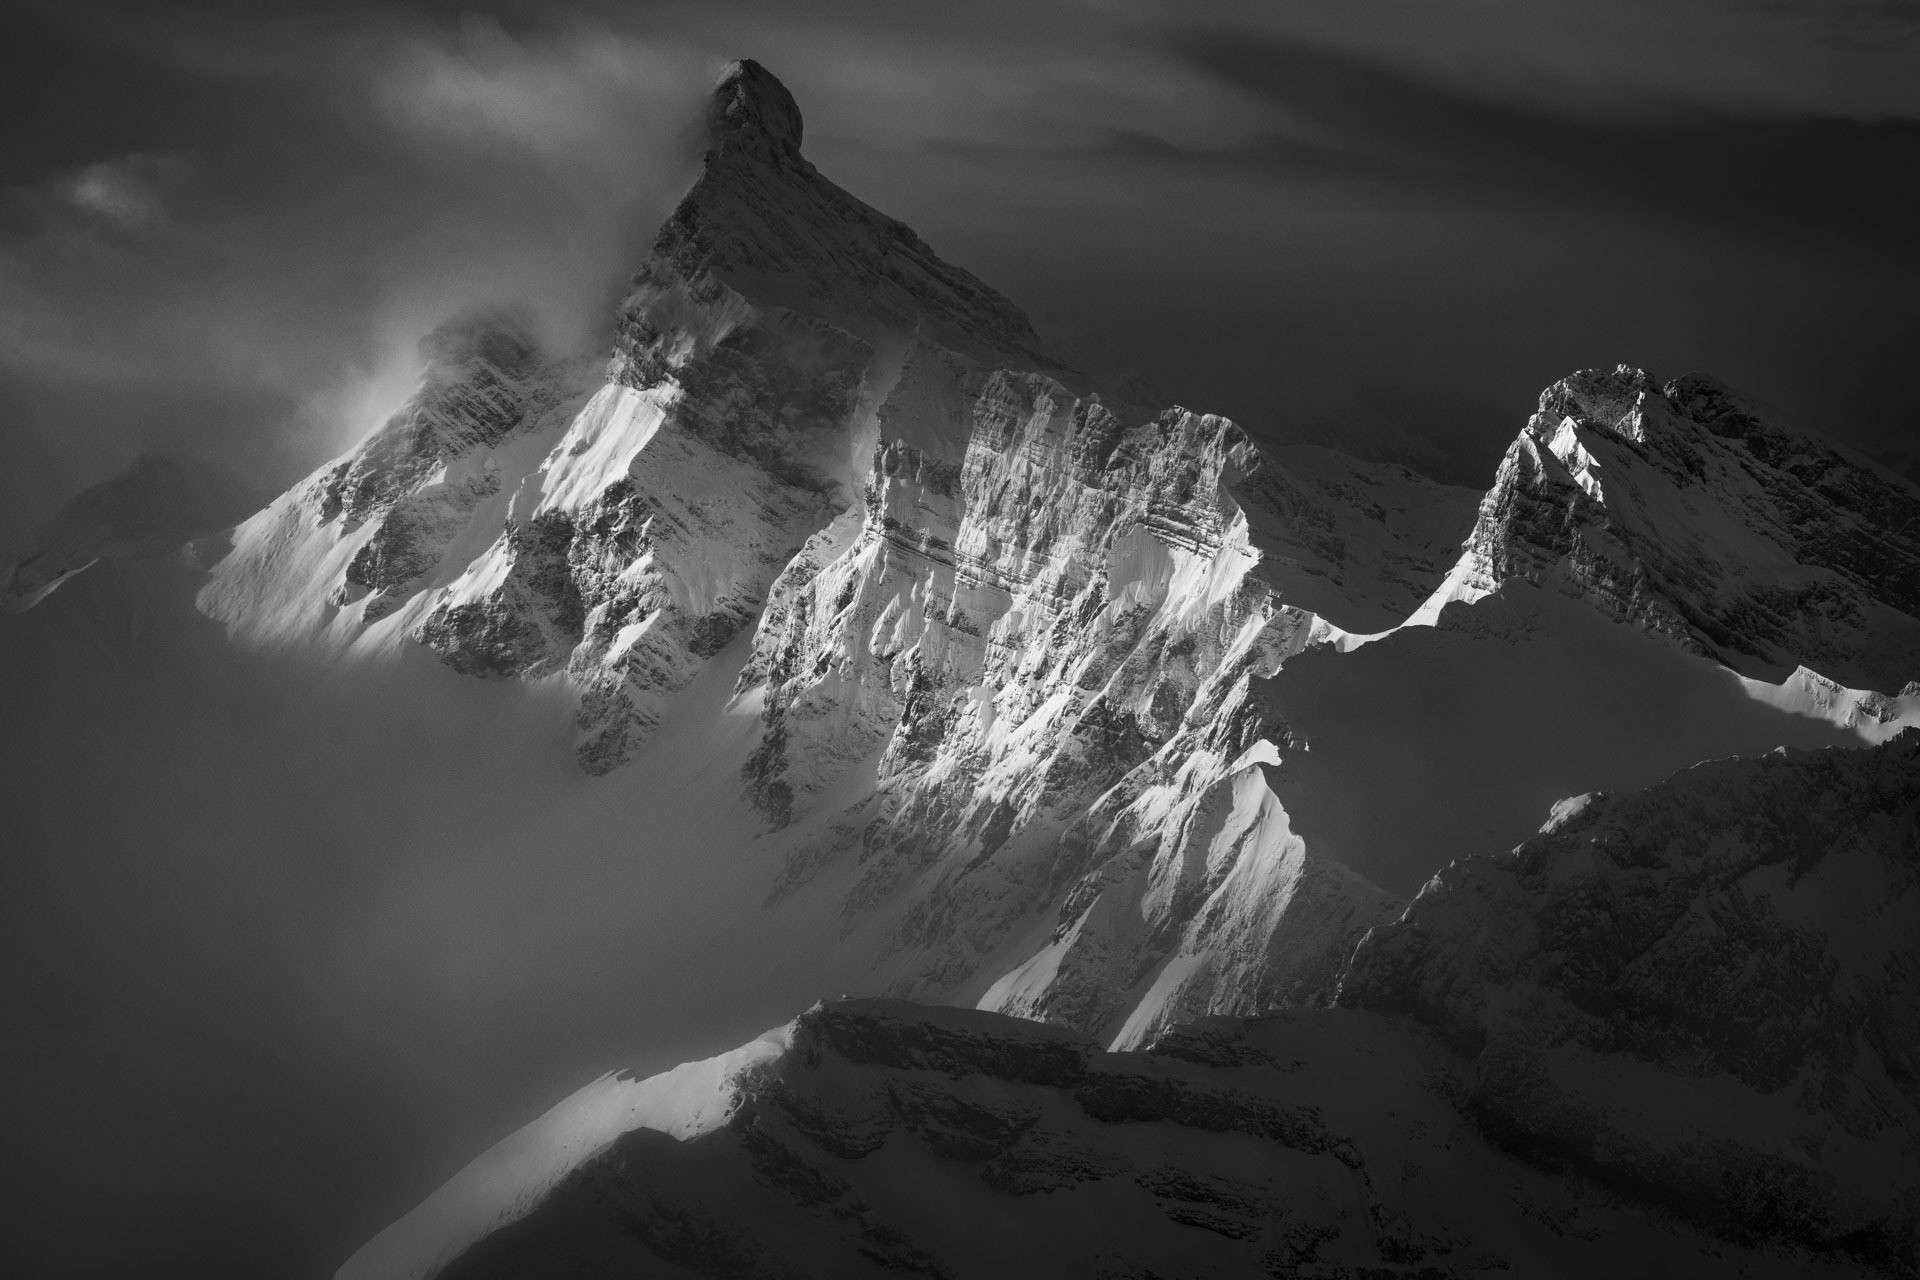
[1413, 364, 1920, 692]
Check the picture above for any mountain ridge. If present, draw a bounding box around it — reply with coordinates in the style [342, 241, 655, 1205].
[1413, 362, 1920, 690]
[121, 59, 1920, 1053]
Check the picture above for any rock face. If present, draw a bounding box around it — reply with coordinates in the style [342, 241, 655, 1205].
[196, 309, 590, 652]
[738, 365, 1438, 1048]
[350, 730, 1920, 1278]
[1416, 364, 1920, 690]
[1340, 733, 1920, 1268]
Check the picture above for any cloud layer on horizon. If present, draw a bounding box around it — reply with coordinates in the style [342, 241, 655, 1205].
[0, 0, 1914, 541]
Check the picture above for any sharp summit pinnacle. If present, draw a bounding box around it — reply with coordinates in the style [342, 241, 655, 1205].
[707, 58, 804, 157]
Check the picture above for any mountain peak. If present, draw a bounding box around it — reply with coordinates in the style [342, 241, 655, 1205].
[627, 58, 1052, 373]
[707, 59, 803, 157]
[416, 306, 541, 379]
[1417, 362, 1920, 689]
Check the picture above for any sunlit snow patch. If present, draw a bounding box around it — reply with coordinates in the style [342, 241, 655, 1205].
[335, 1022, 792, 1280]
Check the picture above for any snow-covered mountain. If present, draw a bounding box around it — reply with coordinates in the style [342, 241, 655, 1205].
[17, 58, 1903, 1277]
[198, 59, 1063, 771]
[343, 733, 1920, 1280]
[1413, 362, 1920, 690]
[186, 60, 1920, 1064]
[189, 60, 1473, 1045]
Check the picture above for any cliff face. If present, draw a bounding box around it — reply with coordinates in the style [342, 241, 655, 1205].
[348, 735, 1920, 1280]
[1417, 363, 1920, 691]
[738, 366, 1418, 1047]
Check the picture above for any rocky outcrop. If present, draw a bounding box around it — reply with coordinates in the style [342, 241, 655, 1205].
[315, 316, 558, 533]
[196, 310, 588, 651]
[635, 59, 1051, 370]
[1416, 364, 1920, 691]
[1341, 731, 1920, 1269]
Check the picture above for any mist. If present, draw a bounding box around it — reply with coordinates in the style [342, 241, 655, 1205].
[0, 7, 709, 546]
[0, 556, 876, 1277]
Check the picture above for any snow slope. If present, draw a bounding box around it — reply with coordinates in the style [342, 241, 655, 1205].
[1266, 584, 1900, 898]
[337, 1026, 794, 1280]
[197, 311, 592, 654]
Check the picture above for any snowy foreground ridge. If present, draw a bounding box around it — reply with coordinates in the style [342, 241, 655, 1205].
[345, 737, 1920, 1279]
[55, 59, 1905, 1277]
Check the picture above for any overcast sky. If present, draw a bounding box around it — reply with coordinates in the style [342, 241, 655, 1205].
[3, 0, 1917, 541]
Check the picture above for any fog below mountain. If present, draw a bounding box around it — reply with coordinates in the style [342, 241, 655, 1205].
[0, 560, 866, 1278]
[1, 536, 1878, 1279]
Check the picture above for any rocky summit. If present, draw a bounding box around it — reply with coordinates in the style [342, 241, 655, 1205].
[1414, 363, 1920, 689]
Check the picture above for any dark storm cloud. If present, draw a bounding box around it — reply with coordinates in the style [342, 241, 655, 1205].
[1143, 0, 1920, 121]
[1157, 31, 1920, 244]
